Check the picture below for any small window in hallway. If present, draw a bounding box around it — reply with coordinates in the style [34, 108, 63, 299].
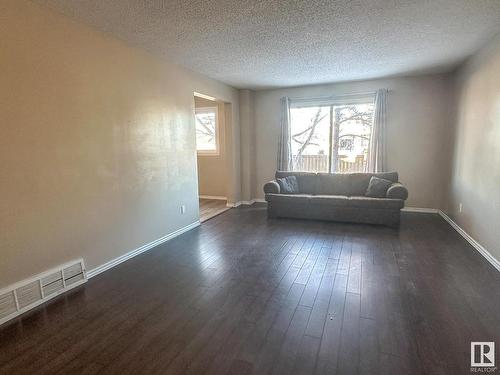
[195, 106, 218, 154]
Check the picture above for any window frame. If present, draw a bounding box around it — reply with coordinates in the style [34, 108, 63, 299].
[195, 106, 220, 156]
[289, 93, 375, 173]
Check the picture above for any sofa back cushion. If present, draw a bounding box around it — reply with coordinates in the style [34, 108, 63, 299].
[276, 171, 317, 194]
[316, 173, 351, 195]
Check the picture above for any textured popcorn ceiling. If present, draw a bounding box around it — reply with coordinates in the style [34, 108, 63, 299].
[33, 0, 500, 89]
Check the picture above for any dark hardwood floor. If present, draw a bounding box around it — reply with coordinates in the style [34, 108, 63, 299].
[1, 204, 499, 374]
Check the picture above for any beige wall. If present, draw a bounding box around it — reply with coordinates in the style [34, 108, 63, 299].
[0, 0, 241, 288]
[253, 74, 455, 209]
[195, 97, 228, 197]
[447, 35, 500, 262]
[239, 89, 256, 202]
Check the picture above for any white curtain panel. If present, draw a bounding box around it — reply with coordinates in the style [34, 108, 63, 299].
[277, 97, 292, 171]
[368, 89, 388, 172]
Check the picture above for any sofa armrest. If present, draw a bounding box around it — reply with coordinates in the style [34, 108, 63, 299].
[386, 183, 408, 200]
[264, 180, 280, 194]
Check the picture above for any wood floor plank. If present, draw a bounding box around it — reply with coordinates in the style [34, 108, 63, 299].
[291, 334, 321, 375]
[314, 271, 348, 375]
[271, 305, 312, 374]
[336, 292, 361, 374]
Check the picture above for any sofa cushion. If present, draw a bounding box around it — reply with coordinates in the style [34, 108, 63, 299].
[365, 176, 393, 198]
[309, 195, 350, 207]
[265, 193, 311, 204]
[276, 176, 299, 194]
[350, 172, 399, 196]
[276, 171, 317, 194]
[349, 196, 404, 209]
[316, 173, 351, 195]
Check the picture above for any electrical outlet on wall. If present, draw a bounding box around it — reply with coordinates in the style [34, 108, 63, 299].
[459, 203, 463, 213]
[180, 205, 186, 214]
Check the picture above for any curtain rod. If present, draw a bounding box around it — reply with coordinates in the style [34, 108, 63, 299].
[288, 89, 390, 102]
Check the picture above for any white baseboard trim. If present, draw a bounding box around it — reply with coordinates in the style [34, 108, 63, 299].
[226, 200, 258, 208]
[438, 211, 500, 272]
[253, 198, 267, 204]
[199, 195, 227, 201]
[401, 207, 440, 214]
[225, 198, 269, 207]
[397, 206, 498, 272]
[86, 221, 200, 279]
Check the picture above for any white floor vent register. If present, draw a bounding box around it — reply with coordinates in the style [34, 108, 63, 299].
[0, 259, 87, 326]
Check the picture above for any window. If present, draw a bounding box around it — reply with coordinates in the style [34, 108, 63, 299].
[195, 107, 218, 154]
[290, 98, 374, 173]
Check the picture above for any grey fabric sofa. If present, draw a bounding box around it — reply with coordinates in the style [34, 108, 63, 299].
[264, 171, 408, 227]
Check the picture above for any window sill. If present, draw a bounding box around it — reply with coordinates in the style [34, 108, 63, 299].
[197, 151, 220, 157]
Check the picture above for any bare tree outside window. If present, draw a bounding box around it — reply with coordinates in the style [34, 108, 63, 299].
[290, 102, 374, 172]
[195, 107, 218, 153]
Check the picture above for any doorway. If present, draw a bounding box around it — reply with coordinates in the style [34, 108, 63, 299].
[194, 93, 231, 222]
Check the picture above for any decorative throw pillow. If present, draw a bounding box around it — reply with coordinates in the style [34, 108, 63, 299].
[365, 176, 393, 198]
[276, 175, 299, 194]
